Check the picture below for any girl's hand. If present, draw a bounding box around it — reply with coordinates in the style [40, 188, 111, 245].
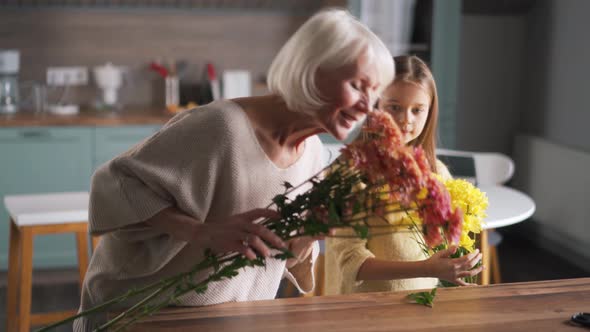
[426, 246, 483, 286]
[192, 208, 286, 260]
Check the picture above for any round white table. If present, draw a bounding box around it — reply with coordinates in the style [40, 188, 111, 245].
[479, 184, 536, 229]
[477, 184, 536, 285]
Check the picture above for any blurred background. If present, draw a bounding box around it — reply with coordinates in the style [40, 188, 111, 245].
[1, 0, 589, 329]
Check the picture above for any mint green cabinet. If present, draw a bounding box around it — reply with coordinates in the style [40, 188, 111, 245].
[0, 125, 162, 269]
[93, 126, 160, 170]
[0, 127, 93, 269]
[431, 0, 461, 148]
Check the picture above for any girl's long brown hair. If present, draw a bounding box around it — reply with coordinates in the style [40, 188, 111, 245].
[392, 55, 439, 173]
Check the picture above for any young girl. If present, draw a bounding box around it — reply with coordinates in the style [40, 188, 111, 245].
[324, 55, 483, 295]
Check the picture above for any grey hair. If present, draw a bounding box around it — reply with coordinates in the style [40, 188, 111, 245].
[267, 8, 394, 113]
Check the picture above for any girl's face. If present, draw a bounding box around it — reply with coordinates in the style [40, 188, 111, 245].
[314, 51, 380, 141]
[379, 81, 431, 145]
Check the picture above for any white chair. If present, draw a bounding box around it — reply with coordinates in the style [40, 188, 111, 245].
[4, 191, 95, 332]
[437, 148, 515, 185]
[437, 149, 515, 285]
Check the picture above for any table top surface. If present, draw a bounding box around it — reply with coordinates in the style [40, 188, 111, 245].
[129, 278, 590, 332]
[480, 184, 536, 229]
[4, 191, 89, 226]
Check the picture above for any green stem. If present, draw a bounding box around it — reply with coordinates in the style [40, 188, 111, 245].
[35, 275, 183, 332]
[99, 278, 178, 331]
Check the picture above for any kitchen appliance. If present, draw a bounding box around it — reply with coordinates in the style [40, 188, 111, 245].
[0, 50, 19, 114]
[93, 62, 123, 110]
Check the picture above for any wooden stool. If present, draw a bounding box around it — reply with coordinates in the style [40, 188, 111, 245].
[4, 192, 90, 332]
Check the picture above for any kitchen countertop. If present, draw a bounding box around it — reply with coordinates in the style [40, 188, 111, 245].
[0, 108, 175, 127]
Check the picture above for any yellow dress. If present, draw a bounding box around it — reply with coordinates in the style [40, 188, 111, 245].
[324, 160, 451, 295]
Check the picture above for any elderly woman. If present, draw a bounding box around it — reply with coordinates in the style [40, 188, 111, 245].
[74, 8, 393, 330]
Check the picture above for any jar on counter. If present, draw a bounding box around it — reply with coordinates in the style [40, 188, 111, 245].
[0, 50, 19, 114]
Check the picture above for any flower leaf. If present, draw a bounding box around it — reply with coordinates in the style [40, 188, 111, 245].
[407, 288, 437, 307]
[352, 224, 369, 239]
[328, 201, 341, 224]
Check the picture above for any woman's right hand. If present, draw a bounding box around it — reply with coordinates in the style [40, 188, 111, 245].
[192, 208, 287, 260]
[425, 246, 483, 286]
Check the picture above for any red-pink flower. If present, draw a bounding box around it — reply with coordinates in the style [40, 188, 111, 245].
[445, 208, 463, 244]
[423, 225, 444, 248]
[339, 110, 462, 249]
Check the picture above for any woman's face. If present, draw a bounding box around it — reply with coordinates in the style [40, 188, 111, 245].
[379, 81, 431, 145]
[314, 52, 380, 141]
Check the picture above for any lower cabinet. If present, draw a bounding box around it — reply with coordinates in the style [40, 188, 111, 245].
[93, 126, 161, 170]
[0, 127, 93, 269]
[0, 126, 342, 269]
[0, 125, 161, 269]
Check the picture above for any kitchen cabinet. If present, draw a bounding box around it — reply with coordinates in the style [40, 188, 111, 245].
[0, 125, 161, 269]
[93, 126, 161, 170]
[0, 127, 93, 269]
[431, 0, 461, 149]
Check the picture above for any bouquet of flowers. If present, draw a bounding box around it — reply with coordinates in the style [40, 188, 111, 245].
[407, 176, 488, 305]
[41, 110, 463, 331]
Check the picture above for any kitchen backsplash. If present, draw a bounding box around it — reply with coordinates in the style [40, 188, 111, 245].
[0, 5, 343, 108]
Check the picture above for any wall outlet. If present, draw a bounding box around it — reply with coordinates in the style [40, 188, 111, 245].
[47, 66, 88, 86]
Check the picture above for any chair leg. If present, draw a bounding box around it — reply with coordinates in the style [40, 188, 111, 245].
[490, 245, 502, 284]
[18, 227, 34, 332]
[7, 220, 21, 332]
[76, 230, 90, 289]
[480, 230, 490, 285]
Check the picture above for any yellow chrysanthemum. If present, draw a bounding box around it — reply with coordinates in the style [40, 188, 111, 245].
[444, 178, 488, 252]
[459, 229, 476, 251]
[408, 177, 488, 252]
[379, 184, 391, 201]
[417, 187, 428, 200]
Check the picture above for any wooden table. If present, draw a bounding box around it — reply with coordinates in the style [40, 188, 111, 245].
[129, 278, 590, 331]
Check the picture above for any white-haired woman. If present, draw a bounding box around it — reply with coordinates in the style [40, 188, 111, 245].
[75, 8, 393, 330]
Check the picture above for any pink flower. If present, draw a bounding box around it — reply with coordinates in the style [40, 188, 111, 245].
[423, 225, 443, 248]
[445, 208, 463, 244]
[338, 110, 460, 249]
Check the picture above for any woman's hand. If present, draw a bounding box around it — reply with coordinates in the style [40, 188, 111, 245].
[425, 246, 483, 286]
[192, 208, 287, 260]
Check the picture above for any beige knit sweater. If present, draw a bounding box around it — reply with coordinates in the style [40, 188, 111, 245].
[324, 160, 452, 295]
[74, 100, 323, 331]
